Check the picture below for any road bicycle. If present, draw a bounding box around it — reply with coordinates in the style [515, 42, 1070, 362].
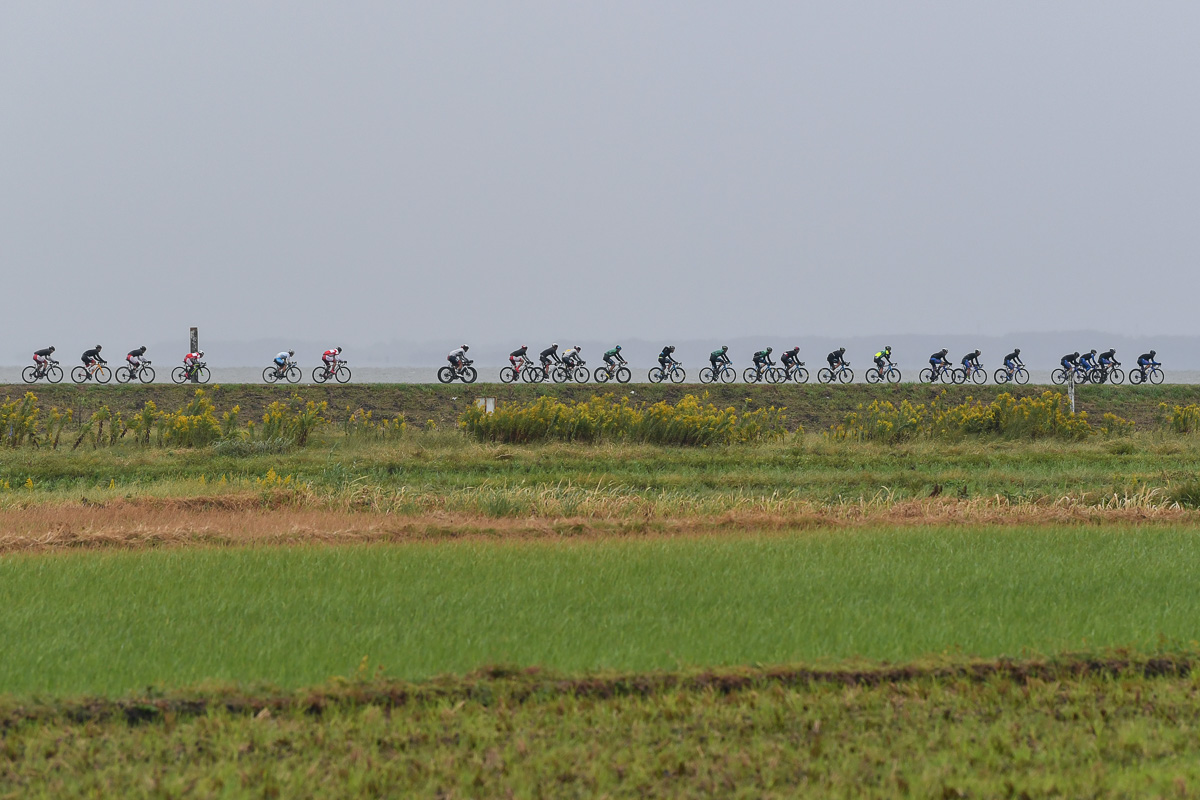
[437, 359, 477, 384]
[953, 362, 987, 385]
[595, 361, 631, 384]
[263, 360, 301, 384]
[1051, 363, 1090, 385]
[1130, 363, 1165, 385]
[172, 361, 211, 384]
[313, 359, 352, 384]
[1089, 363, 1125, 385]
[116, 359, 155, 384]
[919, 363, 955, 384]
[866, 363, 902, 384]
[699, 363, 736, 384]
[551, 359, 590, 384]
[71, 361, 112, 384]
[500, 357, 537, 384]
[817, 362, 854, 384]
[22, 359, 63, 384]
[743, 362, 780, 384]
[993, 364, 1030, 385]
[780, 362, 809, 384]
[648, 361, 686, 384]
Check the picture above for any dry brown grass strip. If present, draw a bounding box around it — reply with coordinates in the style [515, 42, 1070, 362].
[0, 493, 1193, 554]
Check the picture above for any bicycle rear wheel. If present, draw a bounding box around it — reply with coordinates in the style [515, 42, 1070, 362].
[263, 367, 279, 384]
[817, 368, 834, 384]
[115, 366, 133, 384]
[699, 367, 715, 384]
[172, 367, 188, 384]
[865, 368, 881, 384]
[648, 367, 665, 384]
[1051, 368, 1067, 385]
[500, 367, 517, 384]
[71, 366, 89, 384]
[595, 367, 611, 383]
[743, 367, 760, 384]
[436, 366, 453, 384]
[993, 368, 1009, 384]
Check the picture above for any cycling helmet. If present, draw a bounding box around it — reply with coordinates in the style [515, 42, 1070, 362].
[48, 346, 55, 352]
[722, 345, 729, 352]
[197, 350, 205, 357]
[288, 350, 295, 356]
[462, 344, 469, 351]
[885, 345, 892, 352]
[974, 349, 981, 356]
[1014, 348, 1020, 355]
[615, 345, 622, 351]
[1090, 349, 1097, 355]
[522, 344, 526, 350]
[1150, 350, 1157, 357]
[551, 342, 558, 348]
[668, 345, 675, 351]
[792, 346, 800, 352]
[95, 345, 102, 351]
[576, 345, 582, 351]
[766, 346, 773, 353]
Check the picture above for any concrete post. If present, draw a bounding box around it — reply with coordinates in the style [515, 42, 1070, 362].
[189, 327, 198, 383]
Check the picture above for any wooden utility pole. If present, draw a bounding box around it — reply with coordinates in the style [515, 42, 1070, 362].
[189, 327, 199, 383]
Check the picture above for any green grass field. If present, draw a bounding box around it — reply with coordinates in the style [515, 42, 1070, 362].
[3, 526, 1199, 697]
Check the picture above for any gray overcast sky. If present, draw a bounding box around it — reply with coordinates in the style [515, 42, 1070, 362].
[2, 2, 1198, 357]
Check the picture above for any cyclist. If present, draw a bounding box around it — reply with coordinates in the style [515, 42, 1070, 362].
[960, 349, 981, 376]
[32, 346, 56, 375]
[780, 346, 802, 375]
[562, 345, 582, 368]
[81, 345, 106, 369]
[509, 345, 529, 376]
[1003, 348, 1024, 377]
[873, 346, 894, 378]
[127, 346, 148, 375]
[183, 349, 204, 377]
[447, 344, 470, 371]
[710, 346, 731, 376]
[827, 347, 847, 372]
[272, 350, 295, 378]
[1137, 350, 1160, 382]
[658, 345, 678, 372]
[602, 345, 626, 374]
[751, 347, 774, 379]
[929, 348, 950, 380]
[539, 343, 560, 376]
[322, 346, 343, 377]
[1099, 348, 1119, 368]
[1078, 349, 1098, 373]
[1060, 352, 1080, 375]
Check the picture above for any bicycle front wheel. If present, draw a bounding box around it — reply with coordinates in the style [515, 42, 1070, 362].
[573, 366, 590, 383]
[140, 366, 155, 384]
[194, 367, 211, 384]
[1109, 367, 1124, 385]
[792, 367, 809, 384]
[670, 367, 686, 383]
[334, 366, 352, 384]
[95, 366, 112, 384]
[615, 366, 631, 383]
[1151, 368, 1164, 385]
[46, 366, 63, 384]
[285, 366, 301, 384]
[1014, 367, 1029, 385]
[887, 367, 902, 384]
[720, 367, 735, 384]
[524, 366, 544, 384]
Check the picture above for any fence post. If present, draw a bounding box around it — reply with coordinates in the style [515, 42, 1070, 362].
[1068, 369, 1075, 414]
[189, 327, 198, 384]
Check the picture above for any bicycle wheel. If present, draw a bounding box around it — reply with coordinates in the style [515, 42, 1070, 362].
[523, 366, 543, 384]
[595, 367, 611, 383]
[951, 368, 966, 385]
[140, 366, 156, 383]
[767, 367, 784, 384]
[1130, 369, 1144, 385]
[1051, 368, 1067, 385]
[993, 368, 1009, 384]
[866, 367, 881, 384]
[919, 368, 935, 384]
[46, 365, 63, 384]
[1014, 367, 1029, 385]
[115, 366, 133, 384]
[457, 367, 473, 384]
[71, 366, 89, 384]
[1151, 368, 1164, 385]
[436, 366, 453, 384]
[670, 367, 686, 383]
[500, 367, 517, 384]
[95, 366, 111, 384]
[263, 367, 279, 384]
[792, 367, 809, 384]
[817, 368, 834, 384]
[21, 366, 38, 384]
[573, 366, 590, 383]
[312, 367, 328, 384]
[171, 367, 187, 384]
[720, 366, 735, 384]
[699, 367, 715, 384]
[1109, 367, 1124, 385]
[839, 368, 854, 383]
[887, 367, 902, 384]
[551, 365, 568, 383]
[648, 367, 665, 384]
[969, 367, 984, 385]
[615, 366, 631, 383]
[285, 366, 301, 384]
[743, 367, 760, 384]
[194, 367, 210, 384]
[332, 366, 351, 384]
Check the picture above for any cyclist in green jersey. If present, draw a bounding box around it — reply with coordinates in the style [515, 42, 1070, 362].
[873, 346, 893, 376]
[709, 346, 730, 375]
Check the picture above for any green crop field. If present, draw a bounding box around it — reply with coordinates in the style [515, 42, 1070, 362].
[4, 384, 1200, 796]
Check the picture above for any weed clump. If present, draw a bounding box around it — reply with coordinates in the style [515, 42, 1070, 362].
[830, 391, 1125, 443]
[460, 393, 789, 446]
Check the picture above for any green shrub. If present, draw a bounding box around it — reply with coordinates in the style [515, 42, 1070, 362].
[460, 393, 789, 446]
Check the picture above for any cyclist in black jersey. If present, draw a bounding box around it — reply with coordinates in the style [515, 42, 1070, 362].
[509, 345, 529, 376]
[780, 347, 801, 368]
[539, 343, 560, 375]
[827, 347, 847, 370]
[81, 345, 106, 367]
[658, 345, 677, 371]
[961, 349, 981, 370]
[1060, 352, 1079, 372]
